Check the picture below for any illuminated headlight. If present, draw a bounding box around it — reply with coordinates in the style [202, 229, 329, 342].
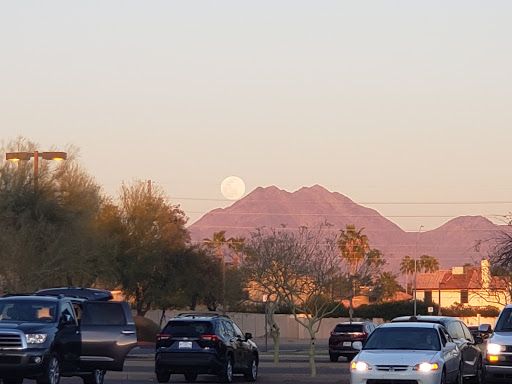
[26, 334, 47, 344]
[350, 361, 372, 371]
[487, 343, 505, 355]
[413, 362, 439, 372]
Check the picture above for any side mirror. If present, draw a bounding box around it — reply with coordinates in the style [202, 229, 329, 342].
[353, 341, 363, 351]
[59, 313, 73, 326]
[473, 334, 484, 345]
[478, 324, 492, 333]
[245, 332, 253, 340]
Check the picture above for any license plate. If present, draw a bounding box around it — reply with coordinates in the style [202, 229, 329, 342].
[343, 341, 352, 347]
[179, 341, 192, 348]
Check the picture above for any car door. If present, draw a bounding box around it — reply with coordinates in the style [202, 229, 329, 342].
[53, 301, 81, 373]
[79, 301, 137, 371]
[447, 320, 476, 376]
[439, 326, 460, 381]
[221, 320, 246, 369]
[460, 321, 481, 376]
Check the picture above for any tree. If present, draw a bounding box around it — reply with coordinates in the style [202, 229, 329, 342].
[399, 256, 415, 294]
[244, 225, 342, 376]
[228, 236, 245, 267]
[370, 272, 403, 302]
[0, 138, 111, 292]
[105, 180, 189, 316]
[203, 231, 227, 261]
[419, 254, 440, 273]
[337, 225, 383, 321]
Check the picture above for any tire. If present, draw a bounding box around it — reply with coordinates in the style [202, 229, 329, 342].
[218, 355, 233, 383]
[184, 372, 198, 382]
[82, 369, 105, 384]
[471, 359, 483, 384]
[156, 371, 171, 383]
[329, 353, 338, 362]
[244, 355, 258, 382]
[36, 354, 60, 384]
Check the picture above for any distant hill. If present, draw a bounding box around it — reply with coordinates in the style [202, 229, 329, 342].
[188, 185, 505, 274]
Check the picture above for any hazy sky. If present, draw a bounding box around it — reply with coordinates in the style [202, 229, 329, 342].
[2, 1, 511, 232]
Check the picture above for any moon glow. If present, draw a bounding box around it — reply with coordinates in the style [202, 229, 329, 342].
[221, 176, 246, 200]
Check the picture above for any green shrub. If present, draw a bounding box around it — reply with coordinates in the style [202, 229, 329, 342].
[135, 316, 161, 343]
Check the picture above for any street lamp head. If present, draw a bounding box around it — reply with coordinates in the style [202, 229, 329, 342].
[6, 152, 31, 161]
[41, 152, 67, 161]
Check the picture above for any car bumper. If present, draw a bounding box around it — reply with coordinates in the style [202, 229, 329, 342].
[350, 369, 443, 384]
[0, 349, 49, 378]
[155, 350, 223, 374]
[483, 363, 512, 382]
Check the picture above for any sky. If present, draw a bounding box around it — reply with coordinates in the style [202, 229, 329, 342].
[1, 1, 511, 232]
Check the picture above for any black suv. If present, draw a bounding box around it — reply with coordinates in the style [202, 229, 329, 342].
[391, 315, 484, 383]
[155, 313, 259, 383]
[0, 288, 137, 384]
[328, 321, 376, 362]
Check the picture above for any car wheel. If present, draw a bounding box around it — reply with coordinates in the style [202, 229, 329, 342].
[329, 353, 338, 362]
[472, 359, 483, 384]
[36, 354, 60, 384]
[218, 355, 233, 383]
[82, 369, 105, 384]
[156, 371, 171, 383]
[455, 364, 463, 384]
[244, 355, 258, 382]
[439, 369, 446, 384]
[184, 372, 198, 382]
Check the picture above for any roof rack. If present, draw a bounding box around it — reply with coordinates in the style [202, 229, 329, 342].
[177, 312, 230, 319]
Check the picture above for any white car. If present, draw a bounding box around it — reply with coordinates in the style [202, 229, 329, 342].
[350, 322, 462, 384]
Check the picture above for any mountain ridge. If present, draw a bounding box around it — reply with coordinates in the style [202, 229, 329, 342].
[188, 185, 503, 273]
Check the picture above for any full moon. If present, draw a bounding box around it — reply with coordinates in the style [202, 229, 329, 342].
[221, 176, 246, 200]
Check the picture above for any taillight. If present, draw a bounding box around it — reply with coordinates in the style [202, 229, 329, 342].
[157, 334, 171, 341]
[201, 335, 220, 342]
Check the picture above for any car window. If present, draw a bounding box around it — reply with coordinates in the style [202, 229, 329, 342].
[495, 308, 512, 332]
[163, 320, 213, 337]
[333, 324, 363, 333]
[363, 327, 441, 351]
[0, 300, 57, 323]
[439, 328, 448, 346]
[232, 322, 244, 338]
[221, 320, 235, 338]
[447, 321, 465, 340]
[81, 302, 126, 326]
[460, 322, 473, 341]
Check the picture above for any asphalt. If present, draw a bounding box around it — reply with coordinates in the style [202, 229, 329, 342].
[109, 337, 347, 382]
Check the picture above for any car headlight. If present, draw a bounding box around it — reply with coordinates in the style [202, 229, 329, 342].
[487, 343, 505, 355]
[26, 334, 47, 344]
[413, 362, 439, 372]
[350, 361, 372, 371]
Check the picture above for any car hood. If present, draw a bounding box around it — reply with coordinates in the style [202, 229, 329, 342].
[357, 349, 439, 365]
[488, 332, 512, 345]
[0, 321, 54, 332]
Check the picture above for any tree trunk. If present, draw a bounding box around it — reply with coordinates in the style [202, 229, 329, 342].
[307, 326, 317, 377]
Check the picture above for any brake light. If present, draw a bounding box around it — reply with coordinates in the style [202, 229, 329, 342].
[201, 335, 220, 342]
[157, 334, 171, 341]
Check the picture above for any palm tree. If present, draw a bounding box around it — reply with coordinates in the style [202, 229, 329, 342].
[228, 236, 245, 268]
[338, 224, 370, 276]
[203, 230, 227, 261]
[400, 256, 416, 294]
[420, 254, 440, 273]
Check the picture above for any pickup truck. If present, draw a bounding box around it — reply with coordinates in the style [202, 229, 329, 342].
[0, 288, 137, 384]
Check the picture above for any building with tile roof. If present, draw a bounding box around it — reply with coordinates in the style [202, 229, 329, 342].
[414, 260, 511, 313]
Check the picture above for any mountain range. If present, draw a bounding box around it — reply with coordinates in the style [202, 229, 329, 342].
[188, 185, 506, 274]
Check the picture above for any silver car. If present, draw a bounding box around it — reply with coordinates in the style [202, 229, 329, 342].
[350, 322, 462, 384]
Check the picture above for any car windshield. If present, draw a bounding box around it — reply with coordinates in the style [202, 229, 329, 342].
[163, 321, 213, 337]
[0, 300, 57, 323]
[333, 324, 363, 333]
[495, 308, 512, 331]
[363, 327, 441, 351]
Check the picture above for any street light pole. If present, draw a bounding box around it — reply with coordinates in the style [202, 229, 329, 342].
[413, 225, 424, 316]
[6, 151, 67, 191]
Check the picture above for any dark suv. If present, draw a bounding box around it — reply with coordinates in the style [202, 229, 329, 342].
[155, 313, 258, 383]
[328, 321, 376, 362]
[391, 315, 484, 383]
[0, 288, 136, 384]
